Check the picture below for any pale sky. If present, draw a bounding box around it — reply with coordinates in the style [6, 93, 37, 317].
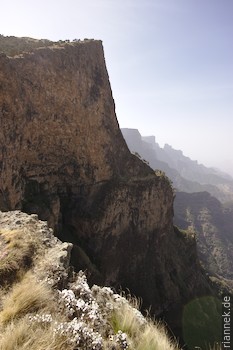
[1, 0, 233, 175]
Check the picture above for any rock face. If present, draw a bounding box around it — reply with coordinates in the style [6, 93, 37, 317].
[121, 129, 233, 288]
[0, 37, 216, 338]
[174, 191, 233, 291]
[0, 41, 150, 215]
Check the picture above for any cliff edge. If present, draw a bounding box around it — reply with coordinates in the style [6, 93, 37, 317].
[0, 210, 180, 350]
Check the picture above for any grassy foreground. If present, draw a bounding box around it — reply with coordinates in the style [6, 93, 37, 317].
[0, 212, 179, 350]
[0, 212, 222, 349]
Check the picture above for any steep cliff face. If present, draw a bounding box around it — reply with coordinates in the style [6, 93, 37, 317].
[0, 37, 217, 342]
[174, 191, 233, 291]
[0, 40, 151, 216]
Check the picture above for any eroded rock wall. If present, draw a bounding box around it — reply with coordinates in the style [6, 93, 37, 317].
[0, 40, 150, 215]
[174, 191, 233, 289]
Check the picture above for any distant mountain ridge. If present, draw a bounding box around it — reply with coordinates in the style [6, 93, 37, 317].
[143, 136, 232, 184]
[121, 128, 233, 203]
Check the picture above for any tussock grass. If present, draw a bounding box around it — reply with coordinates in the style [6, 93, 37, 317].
[0, 273, 68, 350]
[0, 223, 74, 350]
[0, 221, 216, 350]
[111, 296, 179, 350]
[111, 296, 140, 338]
[110, 294, 222, 350]
[0, 317, 67, 350]
[0, 272, 53, 325]
[136, 321, 179, 350]
[0, 228, 39, 286]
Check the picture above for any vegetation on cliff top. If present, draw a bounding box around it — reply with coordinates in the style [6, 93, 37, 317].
[0, 34, 95, 57]
[0, 211, 180, 350]
[0, 211, 224, 350]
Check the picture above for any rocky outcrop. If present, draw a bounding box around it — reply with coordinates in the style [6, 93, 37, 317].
[0, 210, 181, 350]
[0, 37, 220, 343]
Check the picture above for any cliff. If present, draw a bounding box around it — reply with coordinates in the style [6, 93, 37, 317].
[0, 40, 151, 215]
[0, 37, 222, 347]
[174, 191, 233, 291]
[122, 128, 233, 286]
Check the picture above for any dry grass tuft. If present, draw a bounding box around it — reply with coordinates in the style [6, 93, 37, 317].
[136, 321, 179, 350]
[0, 317, 67, 350]
[0, 272, 53, 325]
[0, 215, 181, 350]
[0, 228, 39, 286]
[111, 295, 179, 350]
[111, 296, 141, 338]
[0, 272, 68, 350]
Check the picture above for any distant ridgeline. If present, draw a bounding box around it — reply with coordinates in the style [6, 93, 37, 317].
[121, 128, 233, 203]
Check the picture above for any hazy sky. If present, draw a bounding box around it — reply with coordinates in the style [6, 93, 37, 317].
[1, 0, 233, 175]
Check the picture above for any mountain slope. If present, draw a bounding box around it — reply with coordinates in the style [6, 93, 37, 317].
[142, 133, 233, 184]
[122, 128, 233, 291]
[122, 128, 233, 203]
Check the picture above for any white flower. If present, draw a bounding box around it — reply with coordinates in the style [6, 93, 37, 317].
[28, 313, 53, 324]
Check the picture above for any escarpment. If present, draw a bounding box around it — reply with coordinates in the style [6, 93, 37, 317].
[0, 40, 151, 214]
[174, 191, 233, 291]
[0, 37, 219, 343]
